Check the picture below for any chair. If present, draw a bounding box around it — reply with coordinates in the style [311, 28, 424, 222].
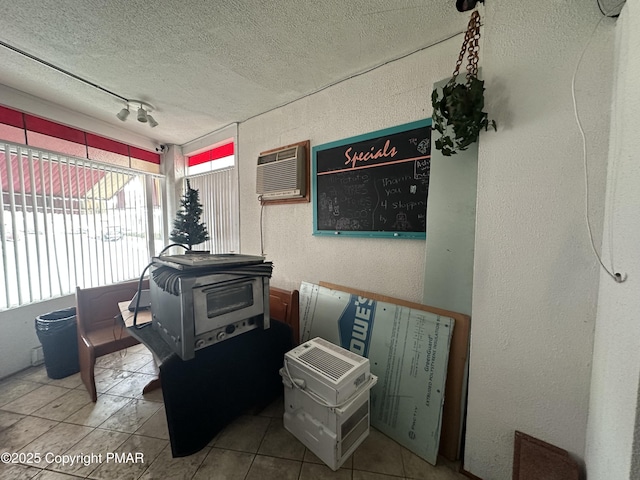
[76, 279, 148, 402]
[269, 286, 300, 346]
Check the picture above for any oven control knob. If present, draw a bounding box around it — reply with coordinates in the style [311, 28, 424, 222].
[225, 324, 236, 335]
[195, 339, 205, 349]
[217, 331, 226, 341]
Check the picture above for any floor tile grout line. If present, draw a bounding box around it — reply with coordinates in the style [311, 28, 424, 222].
[12, 417, 78, 470]
[241, 451, 258, 480]
[42, 426, 134, 478]
[296, 455, 304, 480]
[0, 383, 75, 416]
[101, 433, 169, 480]
[399, 442, 407, 479]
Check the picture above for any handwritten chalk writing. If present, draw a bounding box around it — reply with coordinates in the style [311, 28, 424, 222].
[343, 184, 368, 195]
[392, 212, 412, 230]
[360, 197, 373, 208]
[392, 200, 426, 211]
[327, 198, 340, 216]
[344, 140, 398, 169]
[350, 209, 369, 219]
[335, 218, 361, 230]
[329, 173, 370, 185]
[382, 175, 412, 187]
[340, 174, 369, 184]
[415, 159, 429, 180]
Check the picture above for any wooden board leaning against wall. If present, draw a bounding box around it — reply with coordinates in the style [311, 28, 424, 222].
[319, 281, 470, 462]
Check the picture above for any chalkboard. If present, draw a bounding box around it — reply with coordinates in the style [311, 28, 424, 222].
[312, 119, 431, 238]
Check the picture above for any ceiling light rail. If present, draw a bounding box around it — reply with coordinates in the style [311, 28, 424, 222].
[0, 39, 159, 129]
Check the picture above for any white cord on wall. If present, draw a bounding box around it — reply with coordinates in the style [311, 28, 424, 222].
[258, 195, 266, 257]
[571, 1, 627, 283]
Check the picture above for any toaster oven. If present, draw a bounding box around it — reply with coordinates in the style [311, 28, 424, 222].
[149, 254, 272, 361]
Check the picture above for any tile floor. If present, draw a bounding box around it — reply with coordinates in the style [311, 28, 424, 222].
[1, 345, 466, 480]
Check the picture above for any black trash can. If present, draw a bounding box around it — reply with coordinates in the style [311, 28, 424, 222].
[35, 307, 80, 379]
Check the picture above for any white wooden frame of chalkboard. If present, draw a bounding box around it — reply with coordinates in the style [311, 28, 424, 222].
[312, 118, 431, 239]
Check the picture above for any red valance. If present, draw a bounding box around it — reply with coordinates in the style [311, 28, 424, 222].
[0, 104, 160, 165]
[188, 142, 234, 166]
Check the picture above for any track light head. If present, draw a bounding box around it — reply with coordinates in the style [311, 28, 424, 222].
[147, 114, 158, 128]
[116, 107, 130, 121]
[137, 106, 148, 123]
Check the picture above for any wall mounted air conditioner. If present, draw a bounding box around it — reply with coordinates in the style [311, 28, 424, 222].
[281, 337, 377, 471]
[256, 145, 306, 199]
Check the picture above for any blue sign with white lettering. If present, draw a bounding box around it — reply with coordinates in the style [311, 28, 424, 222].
[338, 295, 376, 357]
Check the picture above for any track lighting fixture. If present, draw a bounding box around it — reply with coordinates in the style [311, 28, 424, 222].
[0, 40, 159, 131]
[116, 107, 130, 121]
[116, 101, 158, 128]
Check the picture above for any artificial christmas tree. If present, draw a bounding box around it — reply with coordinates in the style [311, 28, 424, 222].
[170, 179, 210, 250]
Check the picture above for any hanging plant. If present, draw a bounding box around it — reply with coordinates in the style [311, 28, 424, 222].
[432, 10, 496, 156]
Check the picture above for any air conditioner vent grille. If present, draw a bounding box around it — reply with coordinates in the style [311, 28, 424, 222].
[277, 147, 298, 161]
[298, 346, 354, 381]
[258, 152, 278, 165]
[256, 158, 299, 192]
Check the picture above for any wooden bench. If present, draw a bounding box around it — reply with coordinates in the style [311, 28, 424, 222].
[269, 286, 300, 346]
[76, 279, 148, 401]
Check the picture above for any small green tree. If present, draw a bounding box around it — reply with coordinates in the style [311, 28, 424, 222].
[170, 179, 210, 249]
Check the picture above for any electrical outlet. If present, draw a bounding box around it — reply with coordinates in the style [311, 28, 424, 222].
[31, 346, 44, 366]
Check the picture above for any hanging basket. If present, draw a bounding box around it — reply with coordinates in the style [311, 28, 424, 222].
[432, 11, 496, 156]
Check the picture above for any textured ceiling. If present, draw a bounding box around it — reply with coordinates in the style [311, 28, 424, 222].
[0, 0, 468, 146]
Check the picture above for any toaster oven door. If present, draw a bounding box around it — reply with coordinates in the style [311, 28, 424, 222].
[193, 276, 265, 335]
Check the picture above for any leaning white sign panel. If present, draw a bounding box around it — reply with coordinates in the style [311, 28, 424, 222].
[299, 282, 453, 465]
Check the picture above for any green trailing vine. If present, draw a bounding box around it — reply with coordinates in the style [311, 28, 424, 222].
[432, 11, 496, 156]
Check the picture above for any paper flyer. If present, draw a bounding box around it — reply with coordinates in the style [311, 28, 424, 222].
[299, 282, 453, 465]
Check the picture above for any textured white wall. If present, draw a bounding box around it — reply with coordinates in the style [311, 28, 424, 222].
[238, 37, 460, 303]
[235, 2, 616, 478]
[585, 1, 640, 478]
[0, 294, 75, 379]
[465, 2, 615, 479]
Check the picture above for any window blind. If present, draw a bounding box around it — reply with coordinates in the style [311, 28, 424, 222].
[0, 141, 164, 310]
[186, 167, 239, 254]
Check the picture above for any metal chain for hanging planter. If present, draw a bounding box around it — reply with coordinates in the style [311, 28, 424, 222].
[432, 10, 496, 156]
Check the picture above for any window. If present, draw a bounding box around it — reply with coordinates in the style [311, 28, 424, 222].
[184, 142, 239, 253]
[186, 142, 234, 175]
[0, 141, 164, 310]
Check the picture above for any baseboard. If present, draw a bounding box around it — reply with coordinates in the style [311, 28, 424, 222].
[461, 468, 483, 480]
